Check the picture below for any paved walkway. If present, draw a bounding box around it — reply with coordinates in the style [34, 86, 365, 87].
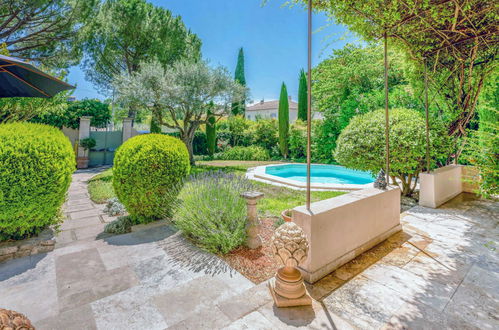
[0, 169, 497, 329]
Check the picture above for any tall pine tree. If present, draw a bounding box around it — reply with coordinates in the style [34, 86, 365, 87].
[231, 48, 246, 115]
[298, 69, 308, 121]
[278, 82, 290, 158]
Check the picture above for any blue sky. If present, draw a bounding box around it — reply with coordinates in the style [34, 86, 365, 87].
[67, 0, 353, 102]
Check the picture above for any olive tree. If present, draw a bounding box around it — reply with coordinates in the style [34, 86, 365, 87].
[335, 108, 450, 196]
[114, 60, 246, 165]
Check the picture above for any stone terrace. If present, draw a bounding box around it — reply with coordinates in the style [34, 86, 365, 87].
[0, 169, 497, 329]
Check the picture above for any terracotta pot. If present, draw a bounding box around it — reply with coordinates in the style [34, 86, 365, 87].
[77, 157, 89, 169]
[281, 209, 292, 222]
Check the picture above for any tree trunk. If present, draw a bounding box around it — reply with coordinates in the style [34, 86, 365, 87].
[181, 135, 195, 166]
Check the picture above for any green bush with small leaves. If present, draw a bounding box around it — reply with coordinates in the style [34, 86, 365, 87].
[220, 145, 270, 161]
[113, 134, 190, 220]
[335, 108, 450, 196]
[0, 123, 75, 240]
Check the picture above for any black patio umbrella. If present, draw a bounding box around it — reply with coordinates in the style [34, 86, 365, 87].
[0, 54, 75, 98]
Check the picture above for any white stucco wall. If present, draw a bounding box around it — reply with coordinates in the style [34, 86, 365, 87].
[293, 187, 401, 283]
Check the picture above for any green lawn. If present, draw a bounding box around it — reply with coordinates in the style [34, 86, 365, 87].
[87, 161, 346, 217]
[87, 168, 114, 204]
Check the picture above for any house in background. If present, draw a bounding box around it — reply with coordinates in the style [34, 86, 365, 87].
[245, 96, 322, 122]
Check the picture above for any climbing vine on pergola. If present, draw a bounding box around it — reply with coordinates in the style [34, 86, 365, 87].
[295, 0, 498, 139]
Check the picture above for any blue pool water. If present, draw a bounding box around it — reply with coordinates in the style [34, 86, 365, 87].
[265, 164, 375, 185]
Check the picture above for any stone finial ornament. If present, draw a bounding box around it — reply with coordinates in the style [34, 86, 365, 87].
[374, 169, 388, 190]
[271, 222, 309, 267]
[0, 308, 34, 330]
[269, 222, 312, 307]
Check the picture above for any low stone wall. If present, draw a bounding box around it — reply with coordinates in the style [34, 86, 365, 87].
[0, 229, 55, 263]
[419, 165, 479, 208]
[293, 187, 401, 283]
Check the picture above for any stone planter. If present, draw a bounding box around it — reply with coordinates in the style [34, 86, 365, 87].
[281, 209, 292, 222]
[76, 156, 89, 169]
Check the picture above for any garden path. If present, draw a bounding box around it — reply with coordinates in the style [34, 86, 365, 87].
[0, 168, 497, 329]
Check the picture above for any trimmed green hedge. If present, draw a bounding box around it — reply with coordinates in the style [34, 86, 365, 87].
[113, 134, 190, 220]
[0, 123, 75, 240]
[220, 145, 270, 161]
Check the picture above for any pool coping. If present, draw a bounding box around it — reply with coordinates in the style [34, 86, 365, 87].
[251, 163, 374, 191]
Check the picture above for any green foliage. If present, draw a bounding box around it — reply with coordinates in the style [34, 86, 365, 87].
[0, 123, 75, 240]
[79, 138, 96, 150]
[150, 117, 162, 133]
[82, 0, 201, 93]
[113, 134, 190, 220]
[335, 108, 450, 195]
[311, 116, 338, 164]
[174, 172, 254, 254]
[1, 0, 97, 68]
[298, 69, 308, 121]
[278, 83, 289, 158]
[232, 48, 247, 115]
[104, 215, 139, 235]
[295, 0, 496, 143]
[251, 119, 278, 152]
[220, 146, 270, 161]
[0, 91, 70, 124]
[114, 60, 246, 164]
[206, 110, 216, 156]
[31, 99, 111, 129]
[464, 77, 499, 197]
[311, 44, 417, 152]
[217, 116, 254, 147]
[289, 120, 307, 159]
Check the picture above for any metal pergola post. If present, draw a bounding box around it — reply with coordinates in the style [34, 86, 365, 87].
[424, 58, 431, 173]
[383, 31, 390, 185]
[306, 0, 312, 210]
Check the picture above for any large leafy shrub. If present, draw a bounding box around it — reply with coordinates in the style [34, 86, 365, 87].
[220, 146, 270, 161]
[217, 116, 254, 147]
[289, 120, 307, 159]
[251, 119, 278, 152]
[174, 172, 254, 253]
[31, 99, 111, 129]
[113, 134, 190, 220]
[464, 78, 498, 198]
[335, 108, 450, 195]
[0, 123, 75, 240]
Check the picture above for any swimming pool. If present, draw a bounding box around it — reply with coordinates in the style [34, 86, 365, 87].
[251, 164, 375, 190]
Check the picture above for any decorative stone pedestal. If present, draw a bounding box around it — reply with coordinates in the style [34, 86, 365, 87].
[241, 191, 264, 249]
[269, 222, 312, 307]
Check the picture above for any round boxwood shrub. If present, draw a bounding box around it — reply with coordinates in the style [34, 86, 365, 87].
[0, 123, 75, 241]
[113, 134, 190, 220]
[334, 108, 450, 196]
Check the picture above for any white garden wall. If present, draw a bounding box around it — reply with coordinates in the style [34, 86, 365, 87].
[292, 187, 401, 283]
[419, 165, 478, 208]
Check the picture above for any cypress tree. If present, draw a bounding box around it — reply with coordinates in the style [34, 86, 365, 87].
[232, 47, 246, 115]
[206, 109, 216, 156]
[278, 82, 289, 158]
[298, 69, 308, 121]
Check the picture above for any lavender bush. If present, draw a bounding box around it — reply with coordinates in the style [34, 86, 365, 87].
[174, 171, 254, 254]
